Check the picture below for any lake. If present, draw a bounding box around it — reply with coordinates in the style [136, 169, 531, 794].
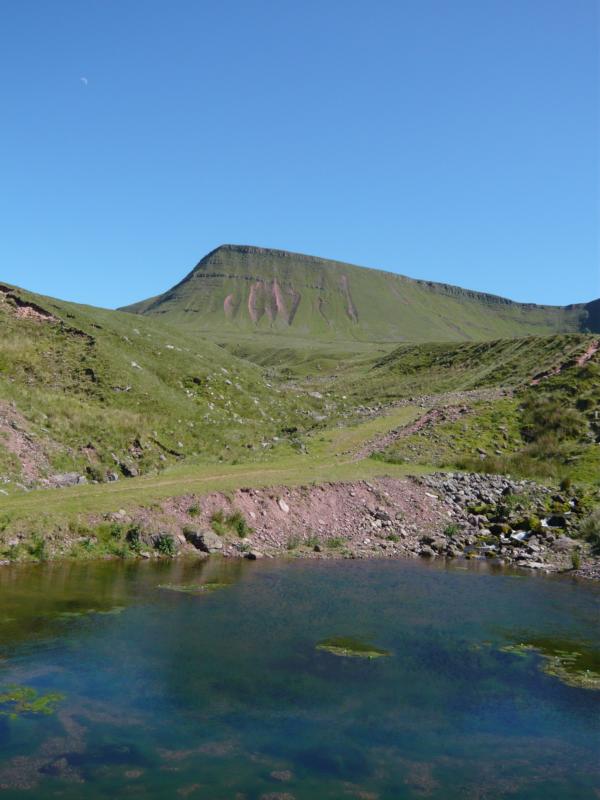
[0, 557, 598, 799]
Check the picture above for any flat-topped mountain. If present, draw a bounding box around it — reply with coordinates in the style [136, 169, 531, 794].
[121, 245, 598, 342]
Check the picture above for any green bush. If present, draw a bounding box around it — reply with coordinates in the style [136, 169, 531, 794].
[227, 510, 251, 539]
[187, 504, 201, 517]
[154, 533, 176, 558]
[210, 509, 252, 538]
[210, 510, 227, 536]
[28, 535, 47, 561]
[125, 525, 142, 552]
[108, 522, 124, 539]
[326, 537, 344, 549]
[521, 396, 586, 444]
[579, 509, 600, 554]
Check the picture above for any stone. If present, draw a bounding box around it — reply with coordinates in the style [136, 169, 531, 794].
[278, 498, 290, 513]
[245, 549, 264, 560]
[552, 536, 577, 552]
[183, 528, 223, 553]
[50, 472, 86, 487]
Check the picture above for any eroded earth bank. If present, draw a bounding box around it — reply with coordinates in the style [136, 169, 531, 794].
[6, 472, 596, 579]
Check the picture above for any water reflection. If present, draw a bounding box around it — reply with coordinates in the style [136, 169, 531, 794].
[0, 557, 598, 799]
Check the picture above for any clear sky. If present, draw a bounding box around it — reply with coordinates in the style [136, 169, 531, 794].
[1, 0, 598, 308]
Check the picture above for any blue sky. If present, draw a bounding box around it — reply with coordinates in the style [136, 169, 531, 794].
[1, 0, 597, 308]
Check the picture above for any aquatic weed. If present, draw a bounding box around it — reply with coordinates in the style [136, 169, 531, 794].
[316, 636, 391, 659]
[0, 685, 64, 719]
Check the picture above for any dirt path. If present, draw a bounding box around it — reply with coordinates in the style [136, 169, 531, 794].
[576, 339, 600, 367]
[531, 338, 599, 385]
[351, 388, 505, 460]
[351, 406, 465, 460]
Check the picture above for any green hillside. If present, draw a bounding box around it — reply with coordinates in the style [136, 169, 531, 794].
[363, 335, 600, 485]
[0, 283, 317, 492]
[121, 244, 597, 343]
[336, 333, 598, 402]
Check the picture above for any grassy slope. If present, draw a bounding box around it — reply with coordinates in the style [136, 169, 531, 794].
[371, 343, 600, 485]
[0, 284, 323, 489]
[0, 406, 425, 544]
[121, 244, 594, 344]
[335, 333, 597, 403]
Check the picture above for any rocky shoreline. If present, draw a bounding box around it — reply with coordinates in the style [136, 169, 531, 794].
[39, 472, 594, 580]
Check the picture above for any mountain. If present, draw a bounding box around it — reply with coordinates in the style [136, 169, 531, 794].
[121, 245, 598, 343]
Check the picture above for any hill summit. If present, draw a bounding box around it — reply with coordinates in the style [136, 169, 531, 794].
[121, 244, 598, 342]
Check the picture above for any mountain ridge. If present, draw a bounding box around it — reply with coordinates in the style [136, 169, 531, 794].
[120, 244, 598, 342]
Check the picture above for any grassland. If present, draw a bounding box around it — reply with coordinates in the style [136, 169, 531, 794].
[334, 334, 597, 403]
[0, 406, 425, 551]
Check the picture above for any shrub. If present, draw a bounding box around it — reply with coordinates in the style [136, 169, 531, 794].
[125, 525, 142, 552]
[286, 535, 300, 550]
[210, 510, 227, 537]
[108, 522, 124, 540]
[154, 534, 176, 558]
[521, 396, 586, 444]
[28, 535, 47, 561]
[326, 537, 344, 549]
[210, 509, 252, 538]
[444, 523, 460, 536]
[0, 513, 12, 533]
[187, 504, 201, 518]
[571, 549, 581, 570]
[579, 509, 600, 554]
[227, 511, 251, 539]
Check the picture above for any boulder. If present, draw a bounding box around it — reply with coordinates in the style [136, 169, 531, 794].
[50, 472, 86, 487]
[183, 528, 223, 553]
[552, 536, 577, 552]
[245, 549, 264, 560]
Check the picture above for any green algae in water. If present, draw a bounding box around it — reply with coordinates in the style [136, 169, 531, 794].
[158, 582, 231, 594]
[316, 636, 391, 659]
[501, 639, 600, 690]
[0, 685, 64, 719]
[55, 605, 126, 619]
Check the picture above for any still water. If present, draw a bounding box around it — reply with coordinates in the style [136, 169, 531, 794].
[0, 557, 598, 799]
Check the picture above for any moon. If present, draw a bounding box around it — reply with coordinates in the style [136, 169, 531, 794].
[80, 77, 88, 86]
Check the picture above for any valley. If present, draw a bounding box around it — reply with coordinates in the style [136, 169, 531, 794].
[0, 249, 598, 578]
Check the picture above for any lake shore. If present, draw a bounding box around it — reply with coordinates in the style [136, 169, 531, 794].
[2, 473, 598, 579]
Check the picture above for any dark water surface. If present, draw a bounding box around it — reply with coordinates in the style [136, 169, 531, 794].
[0, 557, 598, 799]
